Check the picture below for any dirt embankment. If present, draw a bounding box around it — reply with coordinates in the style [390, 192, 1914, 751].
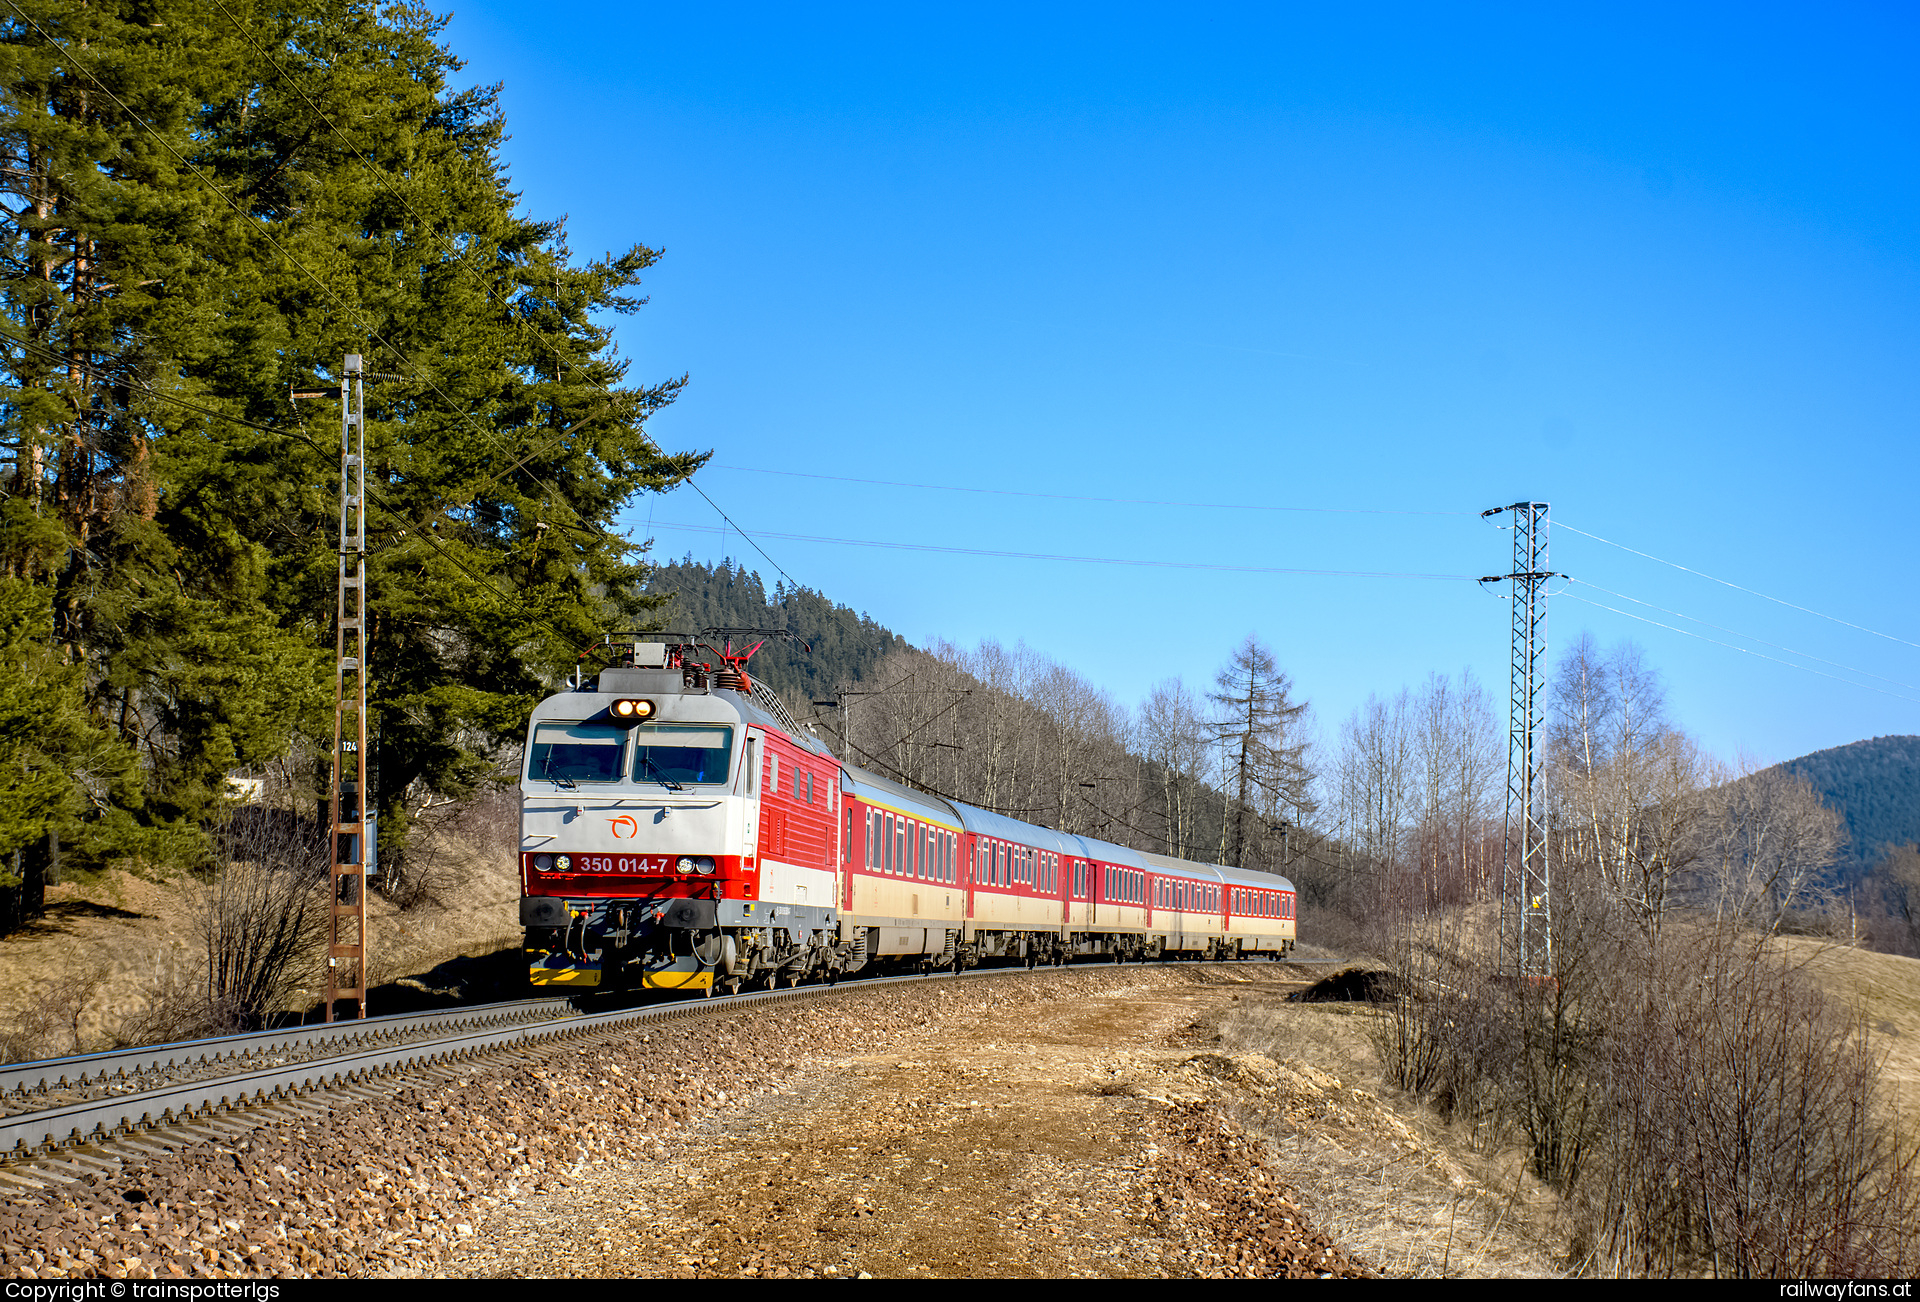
[0, 835, 524, 1057]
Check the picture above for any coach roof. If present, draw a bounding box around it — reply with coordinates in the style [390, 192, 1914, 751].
[946, 801, 1080, 857]
[839, 764, 961, 828]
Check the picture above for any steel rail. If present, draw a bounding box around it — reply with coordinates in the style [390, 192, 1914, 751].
[0, 958, 1260, 1164]
[0, 998, 572, 1097]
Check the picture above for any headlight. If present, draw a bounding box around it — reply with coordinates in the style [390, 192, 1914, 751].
[534, 853, 553, 871]
[556, 854, 571, 871]
[677, 856, 694, 874]
[695, 856, 717, 875]
[611, 698, 655, 721]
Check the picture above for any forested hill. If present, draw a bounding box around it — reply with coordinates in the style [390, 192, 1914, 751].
[1777, 735, 1920, 874]
[642, 558, 911, 707]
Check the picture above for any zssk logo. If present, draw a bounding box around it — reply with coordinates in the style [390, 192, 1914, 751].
[608, 814, 638, 839]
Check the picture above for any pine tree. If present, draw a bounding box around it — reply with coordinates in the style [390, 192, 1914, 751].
[0, 0, 698, 904]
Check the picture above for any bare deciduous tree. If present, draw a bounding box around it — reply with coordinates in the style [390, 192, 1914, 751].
[1548, 636, 1715, 942]
[199, 803, 328, 1032]
[1139, 678, 1210, 859]
[1699, 762, 1844, 935]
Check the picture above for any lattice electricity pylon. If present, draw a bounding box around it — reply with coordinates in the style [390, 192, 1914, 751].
[329, 354, 369, 1021]
[1480, 501, 1559, 980]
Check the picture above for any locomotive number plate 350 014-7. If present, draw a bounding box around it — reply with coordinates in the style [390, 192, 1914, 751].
[530, 854, 676, 875]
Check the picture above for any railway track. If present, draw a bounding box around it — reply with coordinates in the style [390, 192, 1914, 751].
[0, 960, 1219, 1189]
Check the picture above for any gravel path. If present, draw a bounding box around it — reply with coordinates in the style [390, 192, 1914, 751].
[0, 966, 1369, 1279]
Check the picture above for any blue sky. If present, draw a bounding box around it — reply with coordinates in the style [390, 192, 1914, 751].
[449, 3, 1920, 767]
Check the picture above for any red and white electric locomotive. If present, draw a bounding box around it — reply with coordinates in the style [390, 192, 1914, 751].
[519, 636, 1294, 993]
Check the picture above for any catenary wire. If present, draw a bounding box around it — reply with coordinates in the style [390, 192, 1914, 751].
[678, 484, 799, 591]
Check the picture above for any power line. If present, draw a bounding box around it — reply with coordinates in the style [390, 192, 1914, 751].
[1569, 578, 1920, 695]
[1560, 592, 1920, 706]
[1558, 520, 1920, 653]
[647, 518, 1478, 581]
[711, 463, 1475, 516]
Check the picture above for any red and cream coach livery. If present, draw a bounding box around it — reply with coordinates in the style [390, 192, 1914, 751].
[521, 638, 1295, 992]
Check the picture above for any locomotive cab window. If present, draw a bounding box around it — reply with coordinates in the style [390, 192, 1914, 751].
[631, 724, 734, 786]
[528, 724, 624, 783]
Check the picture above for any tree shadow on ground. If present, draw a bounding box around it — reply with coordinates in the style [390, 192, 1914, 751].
[297, 944, 536, 1019]
[17, 900, 152, 937]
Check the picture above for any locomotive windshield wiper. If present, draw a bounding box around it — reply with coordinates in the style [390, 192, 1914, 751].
[637, 754, 685, 791]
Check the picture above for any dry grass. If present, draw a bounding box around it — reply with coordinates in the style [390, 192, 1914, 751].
[1216, 974, 1569, 1277]
[0, 808, 526, 1058]
[1778, 936, 1920, 1125]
